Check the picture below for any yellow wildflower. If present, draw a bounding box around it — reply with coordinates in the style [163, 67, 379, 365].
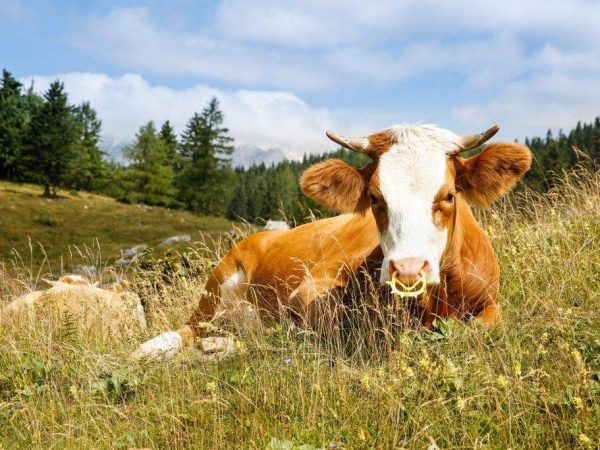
[496, 376, 509, 389]
[513, 362, 522, 377]
[360, 374, 371, 390]
[577, 433, 593, 448]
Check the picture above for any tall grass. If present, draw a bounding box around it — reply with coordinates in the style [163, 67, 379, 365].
[0, 168, 599, 449]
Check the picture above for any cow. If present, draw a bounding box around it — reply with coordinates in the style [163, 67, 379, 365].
[132, 124, 531, 360]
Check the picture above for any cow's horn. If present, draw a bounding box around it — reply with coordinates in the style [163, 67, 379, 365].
[326, 131, 370, 154]
[453, 125, 500, 154]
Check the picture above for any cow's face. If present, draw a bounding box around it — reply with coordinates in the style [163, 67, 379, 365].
[301, 124, 531, 285]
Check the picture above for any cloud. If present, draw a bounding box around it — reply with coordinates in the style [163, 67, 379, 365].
[18, 1, 600, 157]
[21, 72, 370, 160]
[71, 2, 600, 93]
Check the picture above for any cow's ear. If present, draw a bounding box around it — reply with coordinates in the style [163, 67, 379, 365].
[300, 159, 372, 213]
[455, 142, 532, 207]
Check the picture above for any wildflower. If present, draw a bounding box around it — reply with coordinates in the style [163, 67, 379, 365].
[578, 433, 593, 448]
[206, 381, 217, 393]
[573, 396, 584, 411]
[513, 362, 522, 377]
[235, 340, 246, 354]
[69, 385, 79, 400]
[537, 345, 548, 355]
[284, 357, 293, 365]
[540, 332, 549, 342]
[358, 428, 367, 441]
[329, 442, 337, 449]
[418, 351, 432, 370]
[571, 349, 582, 364]
[456, 397, 466, 411]
[360, 374, 371, 390]
[496, 375, 509, 389]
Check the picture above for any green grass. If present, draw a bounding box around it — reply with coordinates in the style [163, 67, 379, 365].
[0, 169, 599, 449]
[0, 180, 237, 272]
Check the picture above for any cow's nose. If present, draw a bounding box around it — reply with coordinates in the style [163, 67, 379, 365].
[389, 257, 431, 283]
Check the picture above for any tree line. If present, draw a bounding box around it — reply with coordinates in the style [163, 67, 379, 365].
[1, 68, 598, 223]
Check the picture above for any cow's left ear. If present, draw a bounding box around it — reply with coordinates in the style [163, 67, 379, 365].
[300, 159, 373, 213]
[455, 142, 532, 207]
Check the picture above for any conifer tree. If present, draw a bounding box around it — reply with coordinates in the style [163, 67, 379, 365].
[24, 80, 77, 196]
[123, 122, 177, 206]
[0, 70, 26, 180]
[63, 102, 109, 191]
[177, 97, 235, 216]
[159, 120, 179, 169]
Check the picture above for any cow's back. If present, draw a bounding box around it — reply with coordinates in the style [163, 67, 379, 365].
[238, 212, 379, 312]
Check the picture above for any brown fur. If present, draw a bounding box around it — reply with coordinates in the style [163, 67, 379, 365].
[300, 160, 374, 213]
[454, 142, 532, 207]
[172, 138, 530, 348]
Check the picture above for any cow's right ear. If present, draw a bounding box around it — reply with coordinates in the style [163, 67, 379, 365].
[300, 159, 371, 213]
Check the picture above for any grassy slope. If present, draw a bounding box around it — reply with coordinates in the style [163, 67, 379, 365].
[0, 169, 599, 449]
[0, 180, 236, 271]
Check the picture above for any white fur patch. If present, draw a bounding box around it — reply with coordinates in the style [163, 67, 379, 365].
[213, 268, 258, 330]
[131, 331, 183, 360]
[377, 125, 458, 284]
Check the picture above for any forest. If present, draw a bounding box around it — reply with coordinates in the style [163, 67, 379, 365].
[1, 68, 599, 224]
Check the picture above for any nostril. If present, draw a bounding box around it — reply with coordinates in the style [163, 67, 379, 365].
[421, 260, 431, 273]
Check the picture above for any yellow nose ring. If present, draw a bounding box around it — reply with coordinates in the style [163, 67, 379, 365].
[385, 271, 428, 299]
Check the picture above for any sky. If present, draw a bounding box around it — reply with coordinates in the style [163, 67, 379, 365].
[2, 0, 600, 163]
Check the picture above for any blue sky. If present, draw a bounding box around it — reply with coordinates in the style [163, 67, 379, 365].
[2, 0, 600, 161]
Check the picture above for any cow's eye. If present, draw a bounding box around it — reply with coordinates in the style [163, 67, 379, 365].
[445, 192, 455, 203]
[369, 194, 378, 205]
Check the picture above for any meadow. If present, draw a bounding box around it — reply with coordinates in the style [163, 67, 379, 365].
[0, 180, 236, 271]
[0, 167, 599, 449]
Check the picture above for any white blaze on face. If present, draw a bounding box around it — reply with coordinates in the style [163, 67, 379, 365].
[377, 125, 458, 284]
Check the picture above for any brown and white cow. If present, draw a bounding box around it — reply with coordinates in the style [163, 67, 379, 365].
[132, 124, 531, 359]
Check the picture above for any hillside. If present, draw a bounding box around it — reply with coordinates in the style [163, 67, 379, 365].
[0, 168, 598, 448]
[0, 180, 237, 270]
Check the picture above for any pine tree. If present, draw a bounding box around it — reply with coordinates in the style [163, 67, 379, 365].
[0, 69, 26, 180]
[122, 121, 177, 206]
[63, 102, 109, 191]
[177, 97, 235, 216]
[159, 120, 179, 169]
[24, 80, 77, 196]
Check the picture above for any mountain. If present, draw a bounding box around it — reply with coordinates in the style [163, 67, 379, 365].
[230, 145, 287, 168]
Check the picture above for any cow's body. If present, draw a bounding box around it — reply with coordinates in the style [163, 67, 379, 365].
[133, 124, 530, 360]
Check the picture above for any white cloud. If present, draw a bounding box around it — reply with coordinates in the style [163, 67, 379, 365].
[453, 71, 600, 139]
[19, 1, 600, 157]
[71, 2, 600, 93]
[21, 72, 373, 160]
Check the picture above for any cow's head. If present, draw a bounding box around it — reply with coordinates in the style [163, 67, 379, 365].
[301, 124, 531, 285]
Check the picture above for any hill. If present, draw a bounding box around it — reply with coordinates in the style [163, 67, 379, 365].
[0, 180, 237, 270]
[0, 168, 598, 448]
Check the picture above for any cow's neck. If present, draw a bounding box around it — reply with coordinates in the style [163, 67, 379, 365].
[426, 195, 500, 324]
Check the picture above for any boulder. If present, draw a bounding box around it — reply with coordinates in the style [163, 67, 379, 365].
[4, 275, 146, 337]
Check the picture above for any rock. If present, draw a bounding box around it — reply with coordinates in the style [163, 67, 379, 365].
[264, 220, 290, 231]
[74, 265, 97, 276]
[116, 244, 147, 266]
[4, 275, 146, 337]
[159, 234, 191, 247]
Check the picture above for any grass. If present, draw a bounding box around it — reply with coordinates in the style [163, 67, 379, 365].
[0, 168, 599, 449]
[0, 180, 237, 272]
